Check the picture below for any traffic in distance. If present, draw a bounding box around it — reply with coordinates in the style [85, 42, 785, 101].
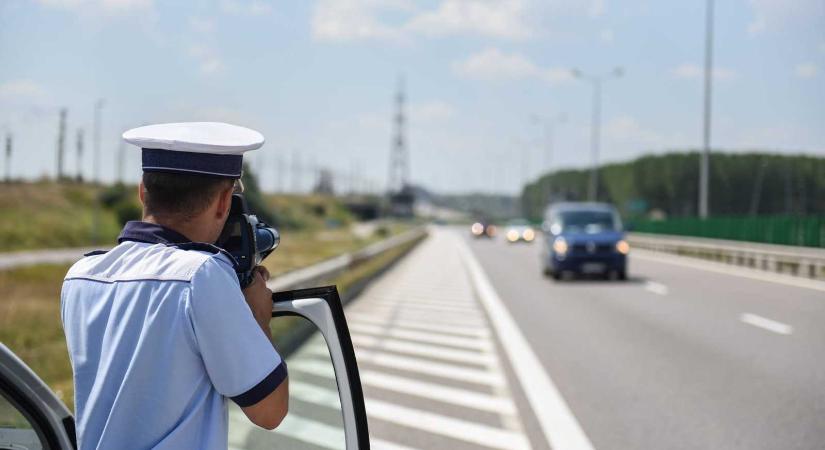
[472, 202, 630, 280]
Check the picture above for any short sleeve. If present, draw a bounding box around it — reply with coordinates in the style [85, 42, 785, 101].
[188, 256, 287, 407]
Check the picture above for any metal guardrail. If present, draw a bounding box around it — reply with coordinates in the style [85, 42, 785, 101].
[628, 232, 825, 280]
[267, 227, 428, 292]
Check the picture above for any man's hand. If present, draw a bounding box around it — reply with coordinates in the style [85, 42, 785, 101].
[242, 266, 273, 339]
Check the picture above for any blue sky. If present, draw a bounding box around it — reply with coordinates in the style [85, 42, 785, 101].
[1, 0, 823, 194]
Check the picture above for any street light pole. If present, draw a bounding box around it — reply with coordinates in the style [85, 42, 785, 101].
[699, 0, 714, 218]
[573, 67, 623, 202]
[93, 99, 104, 184]
[92, 98, 104, 245]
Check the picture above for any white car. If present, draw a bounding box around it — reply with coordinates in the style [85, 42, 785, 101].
[504, 219, 536, 243]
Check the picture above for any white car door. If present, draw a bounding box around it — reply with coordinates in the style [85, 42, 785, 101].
[0, 343, 76, 450]
[0, 285, 368, 450]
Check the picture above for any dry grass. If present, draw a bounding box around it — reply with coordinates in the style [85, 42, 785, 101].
[0, 264, 75, 409]
[0, 224, 413, 414]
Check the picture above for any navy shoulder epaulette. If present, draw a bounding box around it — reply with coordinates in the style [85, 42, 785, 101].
[83, 250, 109, 257]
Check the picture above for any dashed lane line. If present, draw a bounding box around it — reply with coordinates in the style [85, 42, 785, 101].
[644, 281, 669, 296]
[740, 313, 794, 335]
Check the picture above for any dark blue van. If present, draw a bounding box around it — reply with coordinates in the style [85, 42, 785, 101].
[541, 202, 629, 280]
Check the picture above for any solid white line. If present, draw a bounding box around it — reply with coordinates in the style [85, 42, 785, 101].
[458, 236, 595, 450]
[349, 322, 493, 351]
[289, 381, 529, 449]
[644, 281, 669, 295]
[351, 334, 497, 367]
[303, 346, 507, 387]
[633, 249, 825, 293]
[740, 313, 793, 335]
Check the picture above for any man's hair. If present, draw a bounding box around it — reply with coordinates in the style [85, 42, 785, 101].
[142, 172, 234, 220]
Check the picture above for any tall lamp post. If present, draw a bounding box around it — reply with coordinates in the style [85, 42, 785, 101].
[699, 0, 714, 218]
[572, 67, 623, 201]
[530, 113, 566, 203]
[92, 98, 105, 244]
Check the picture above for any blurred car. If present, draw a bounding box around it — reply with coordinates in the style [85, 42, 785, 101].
[541, 202, 629, 280]
[504, 219, 536, 243]
[470, 221, 497, 238]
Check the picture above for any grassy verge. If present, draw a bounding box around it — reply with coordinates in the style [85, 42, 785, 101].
[0, 225, 420, 413]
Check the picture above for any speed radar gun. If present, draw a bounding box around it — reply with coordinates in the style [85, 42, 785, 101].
[216, 193, 280, 288]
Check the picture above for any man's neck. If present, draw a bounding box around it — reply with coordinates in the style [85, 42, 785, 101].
[142, 215, 213, 243]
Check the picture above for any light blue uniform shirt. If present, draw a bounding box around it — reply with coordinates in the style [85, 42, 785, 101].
[61, 222, 286, 450]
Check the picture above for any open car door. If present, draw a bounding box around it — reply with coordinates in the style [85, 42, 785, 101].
[229, 285, 369, 450]
[0, 344, 76, 450]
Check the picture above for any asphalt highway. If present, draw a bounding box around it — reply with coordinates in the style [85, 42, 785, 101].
[468, 231, 825, 450]
[229, 227, 825, 449]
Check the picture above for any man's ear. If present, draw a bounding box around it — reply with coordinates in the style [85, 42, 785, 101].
[215, 183, 234, 220]
[138, 180, 146, 206]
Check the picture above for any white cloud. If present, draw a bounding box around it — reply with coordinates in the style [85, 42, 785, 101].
[452, 48, 571, 83]
[188, 45, 224, 74]
[405, 0, 533, 40]
[671, 63, 737, 81]
[34, 0, 153, 15]
[599, 28, 613, 44]
[747, 0, 824, 35]
[219, 0, 273, 16]
[795, 62, 818, 78]
[312, 0, 534, 42]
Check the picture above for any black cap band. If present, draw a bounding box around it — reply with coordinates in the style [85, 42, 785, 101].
[142, 148, 243, 178]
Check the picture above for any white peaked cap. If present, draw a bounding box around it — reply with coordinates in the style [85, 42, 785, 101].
[122, 122, 264, 178]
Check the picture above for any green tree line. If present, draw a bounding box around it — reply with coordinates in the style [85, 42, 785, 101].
[521, 152, 825, 221]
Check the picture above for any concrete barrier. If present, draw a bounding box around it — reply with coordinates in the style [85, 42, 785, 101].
[628, 232, 825, 280]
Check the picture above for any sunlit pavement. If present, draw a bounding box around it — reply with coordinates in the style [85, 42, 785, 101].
[230, 228, 534, 449]
[230, 226, 825, 449]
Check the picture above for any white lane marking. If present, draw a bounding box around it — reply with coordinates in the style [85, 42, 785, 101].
[458, 237, 595, 450]
[289, 381, 529, 450]
[644, 281, 669, 295]
[350, 309, 488, 328]
[303, 346, 507, 387]
[349, 322, 493, 351]
[355, 303, 486, 319]
[351, 334, 497, 367]
[234, 407, 418, 450]
[360, 370, 517, 415]
[740, 313, 794, 335]
[291, 355, 512, 414]
[633, 249, 825, 293]
[347, 313, 490, 338]
[366, 395, 531, 450]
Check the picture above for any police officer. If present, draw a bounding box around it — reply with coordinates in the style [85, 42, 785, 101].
[61, 122, 288, 449]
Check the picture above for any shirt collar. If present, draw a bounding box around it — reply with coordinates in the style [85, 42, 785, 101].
[118, 221, 193, 245]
